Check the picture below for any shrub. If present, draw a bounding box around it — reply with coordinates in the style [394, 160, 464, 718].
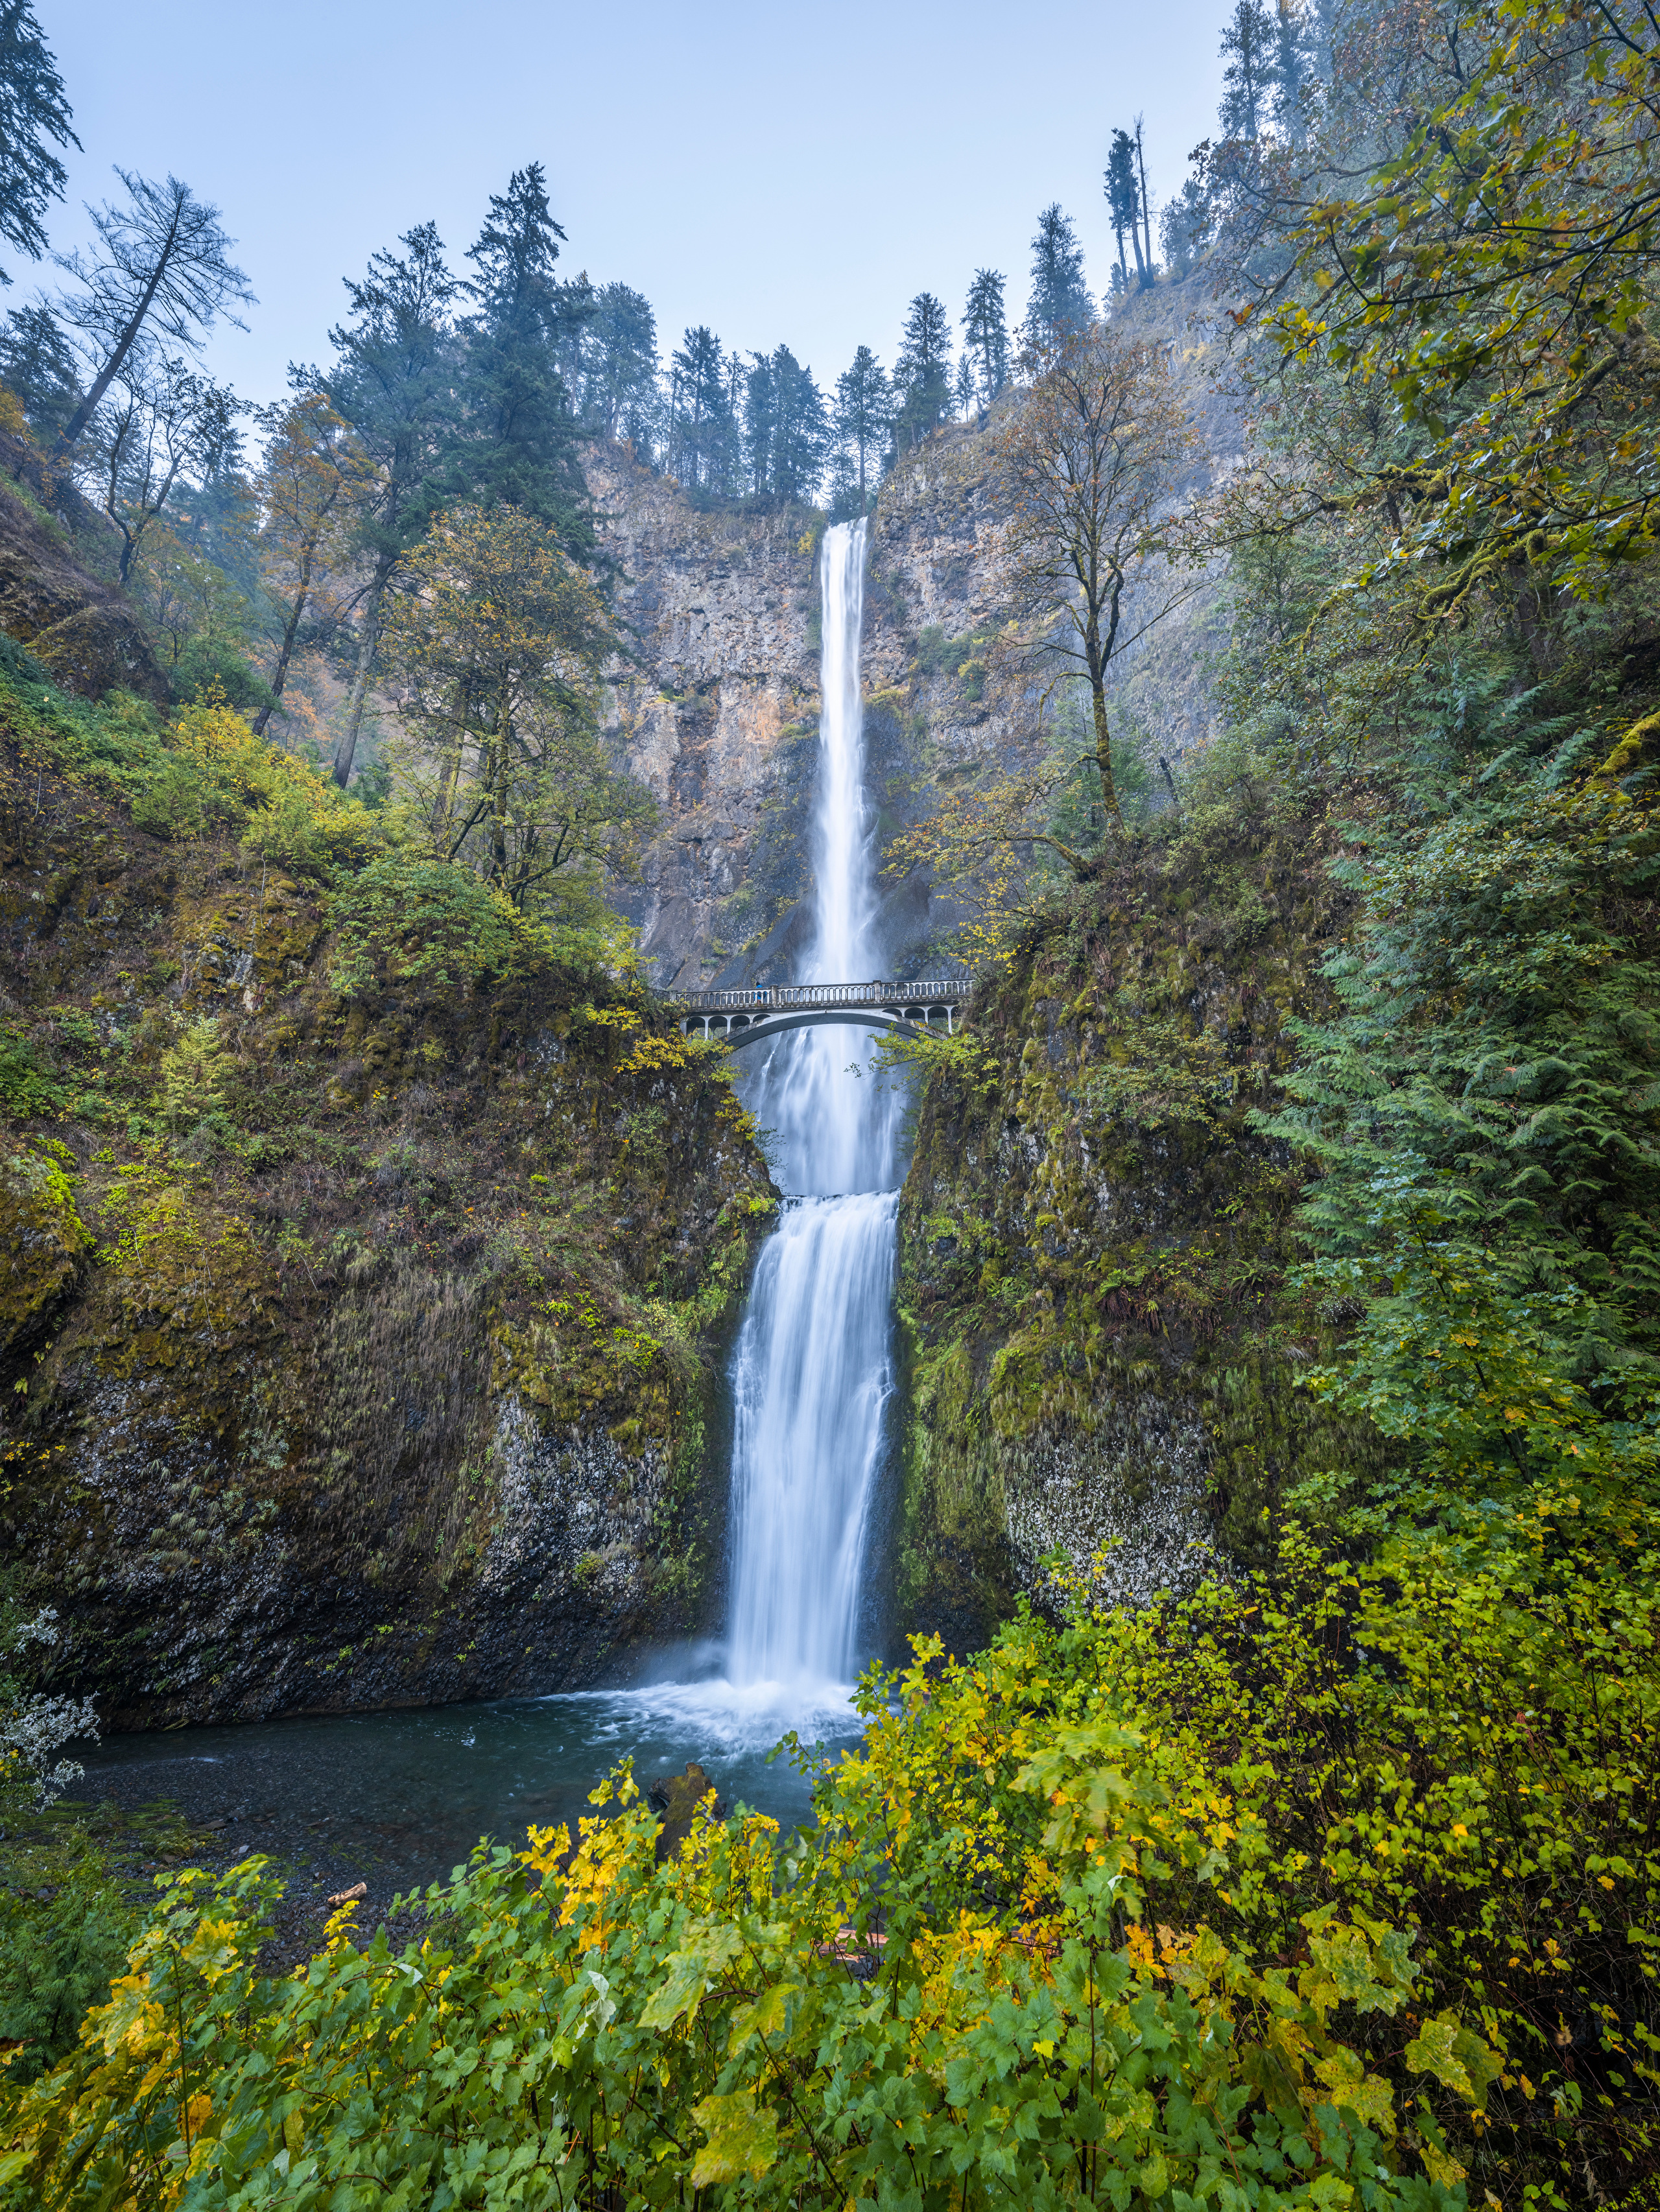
[329, 853, 551, 1000]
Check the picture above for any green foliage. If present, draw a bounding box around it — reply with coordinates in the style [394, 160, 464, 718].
[0, 1030, 64, 1118]
[0, 1851, 133, 2086]
[14, 1487, 1644, 2203]
[1259, 734, 1660, 1500]
[328, 852, 550, 999]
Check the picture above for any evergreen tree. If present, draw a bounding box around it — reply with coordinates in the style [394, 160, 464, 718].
[1159, 177, 1212, 279]
[1105, 133, 1147, 294]
[453, 163, 589, 548]
[670, 324, 735, 491]
[0, 1, 78, 286]
[1025, 207, 1093, 347]
[741, 351, 776, 499]
[584, 283, 659, 448]
[1272, 0, 1313, 134]
[962, 268, 1010, 406]
[51, 172, 253, 460]
[894, 291, 952, 448]
[768, 346, 827, 505]
[0, 299, 76, 433]
[1133, 116, 1156, 280]
[323, 221, 460, 786]
[833, 344, 892, 504]
[1219, 0, 1274, 139]
[953, 352, 976, 421]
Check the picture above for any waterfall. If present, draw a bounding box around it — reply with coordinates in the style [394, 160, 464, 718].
[724, 517, 903, 1693]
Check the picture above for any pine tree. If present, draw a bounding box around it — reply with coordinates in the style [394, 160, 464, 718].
[1219, 0, 1274, 139]
[453, 163, 589, 548]
[953, 352, 976, 421]
[323, 222, 460, 786]
[833, 344, 892, 504]
[962, 269, 1009, 406]
[1025, 207, 1093, 346]
[894, 292, 952, 447]
[0, 1, 78, 285]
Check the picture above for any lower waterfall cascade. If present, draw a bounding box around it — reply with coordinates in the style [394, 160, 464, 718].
[722, 513, 905, 1697]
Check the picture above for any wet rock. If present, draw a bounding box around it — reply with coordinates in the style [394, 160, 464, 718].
[648, 1761, 725, 1862]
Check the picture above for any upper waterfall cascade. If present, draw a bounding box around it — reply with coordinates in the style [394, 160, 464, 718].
[723, 518, 906, 1692]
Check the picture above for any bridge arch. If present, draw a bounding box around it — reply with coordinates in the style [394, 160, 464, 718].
[684, 1006, 951, 1049]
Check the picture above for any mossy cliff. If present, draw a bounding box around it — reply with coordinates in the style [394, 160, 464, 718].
[892, 759, 1389, 1655]
[0, 671, 775, 1729]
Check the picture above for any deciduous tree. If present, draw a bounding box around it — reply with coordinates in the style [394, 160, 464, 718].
[91, 349, 243, 584]
[381, 503, 652, 917]
[993, 322, 1193, 834]
[249, 390, 355, 735]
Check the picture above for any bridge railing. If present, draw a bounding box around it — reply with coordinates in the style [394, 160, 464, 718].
[673, 978, 969, 1013]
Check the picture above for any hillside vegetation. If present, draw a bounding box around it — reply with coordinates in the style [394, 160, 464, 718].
[4, 0, 1660, 2200]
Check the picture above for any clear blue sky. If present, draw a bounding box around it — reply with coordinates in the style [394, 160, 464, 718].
[36, 1, 1226, 408]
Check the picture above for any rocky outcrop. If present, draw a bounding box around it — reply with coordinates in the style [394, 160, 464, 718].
[0, 706, 776, 1727]
[0, 432, 170, 705]
[596, 274, 1242, 991]
[891, 766, 1388, 1654]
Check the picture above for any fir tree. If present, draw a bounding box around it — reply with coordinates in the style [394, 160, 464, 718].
[1219, 0, 1274, 139]
[0, 300, 75, 433]
[1025, 206, 1093, 346]
[0, 1, 77, 285]
[453, 163, 589, 548]
[583, 283, 659, 449]
[670, 324, 735, 491]
[1272, 0, 1312, 135]
[1159, 177, 1212, 279]
[894, 291, 952, 447]
[767, 346, 827, 504]
[1104, 134, 1147, 294]
[833, 344, 892, 504]
[323, 221, 460, 786]
[953, 351, 976, 421]
[962, 268, 1009, 406]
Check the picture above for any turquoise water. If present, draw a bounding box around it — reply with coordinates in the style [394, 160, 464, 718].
[76, 1671, 868, 1891]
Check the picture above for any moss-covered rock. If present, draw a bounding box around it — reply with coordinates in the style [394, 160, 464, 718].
[0, 677, 776, 1728]
[892, 765, 1392, 1653]
[0, 1136, 89, 1359]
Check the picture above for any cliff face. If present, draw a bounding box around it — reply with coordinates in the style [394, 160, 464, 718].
[0, 681, 775, 1729]
[888, 771, 1389, 1655]
[594, 427, 1038, 991]
[597, 275, 1240, 994]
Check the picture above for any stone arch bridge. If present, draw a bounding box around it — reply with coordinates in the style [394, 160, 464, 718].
[674, 979, 969, 1050]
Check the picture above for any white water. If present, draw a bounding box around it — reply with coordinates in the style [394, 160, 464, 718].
[722, 517, 905, 1700]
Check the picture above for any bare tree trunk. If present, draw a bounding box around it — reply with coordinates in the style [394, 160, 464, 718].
[53, 210, 183, 459]
[333, 570, 388, 786]
[1135, 120, 1156, 282]
[1090, 679, 1124, 832]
